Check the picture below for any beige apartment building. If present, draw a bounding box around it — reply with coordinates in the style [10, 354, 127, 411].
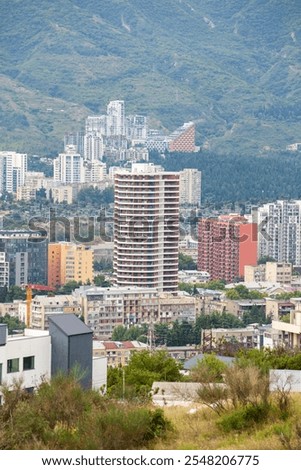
[30, 295, 82, 329]
[244, 262, 292, 284]
[272, 303, 301, 349]
[93, 340, 148, 367]
[76, 286, 198, 339]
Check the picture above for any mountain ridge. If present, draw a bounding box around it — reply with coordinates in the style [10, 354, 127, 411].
[0, 0, 300, 155]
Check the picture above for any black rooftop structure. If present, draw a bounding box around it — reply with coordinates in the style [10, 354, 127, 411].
[49, 314, 93, 389]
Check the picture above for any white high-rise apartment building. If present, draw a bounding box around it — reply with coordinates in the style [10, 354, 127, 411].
[114, 163, 179, 292]
[85, 115, 107, 136]
[84, 132, 104, 161]
[84, 160, 106, 183]
[126, 115, 148, 142]
[53, 145, 85, 184]
[179, 168, 201, 206]
[107, 100, 125, 136]
[255, 200, 301, 266]
[0, 152, 27, 194]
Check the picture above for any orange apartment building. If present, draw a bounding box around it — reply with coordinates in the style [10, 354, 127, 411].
[48, 242, 94, 288]
[198, 215, 258, 283]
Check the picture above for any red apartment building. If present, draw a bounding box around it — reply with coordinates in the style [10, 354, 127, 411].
[168, 122, 195, 152]
[198, 215, 258, 283]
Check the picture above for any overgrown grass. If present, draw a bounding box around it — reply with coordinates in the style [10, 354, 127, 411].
[154, 394, 301, 450]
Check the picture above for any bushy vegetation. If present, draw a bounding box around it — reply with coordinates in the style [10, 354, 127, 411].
[194, 357, 293, 435]
[0, 373, 172, 450]
[111, 309, 266, 348]
[0, 314, 25, 334]
[236, 348, 301, 373]
[107, 350, 183, 400]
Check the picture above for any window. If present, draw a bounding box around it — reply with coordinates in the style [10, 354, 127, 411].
[23, 356, 35, 371]
[7, 358, 19, 373]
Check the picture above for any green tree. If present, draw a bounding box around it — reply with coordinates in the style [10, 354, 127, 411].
[178, 253, 197, 270]
[55, 281, 81, 294]
[258, 256, 276, 264]
[111, 325, 148, 341]
[190, 354, 228, 383]
[93, 274, 111, 287]
[107, 350, 183, 400]
[242, 305, 269, 326]
[0, 315, 25, 334]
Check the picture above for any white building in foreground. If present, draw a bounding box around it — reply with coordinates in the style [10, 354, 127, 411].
[0, 325, 51, 403]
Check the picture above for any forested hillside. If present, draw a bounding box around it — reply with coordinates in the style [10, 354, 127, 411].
[151, 150, 301, 204]
[0, 0, 300, 154]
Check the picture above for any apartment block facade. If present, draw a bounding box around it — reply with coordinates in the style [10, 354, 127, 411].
[255, 200, 301, 266]
[48, 242, 94, 288]
[198, 215, 258, 283]
[168, 122, 195, 153]
[31, 295, 82, 330]
[53, 145, 85, 184]
[0, 151, 27, 194]
[114, 163, 179, 292]
[179, 168, 201, 206]
[0, 230, 48, 287]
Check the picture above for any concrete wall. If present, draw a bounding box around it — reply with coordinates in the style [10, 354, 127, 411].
[270, 369, 301, 393]
[92, 357, 107, 392]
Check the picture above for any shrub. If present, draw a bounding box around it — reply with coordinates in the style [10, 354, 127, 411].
[218, 403, 271, 432]
[190, 354, 228, 383]
[224, 365, 269, 408]
[0, 374, 172, 450]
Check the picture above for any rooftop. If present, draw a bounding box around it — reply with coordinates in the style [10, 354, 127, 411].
[49, 314, 92, 336]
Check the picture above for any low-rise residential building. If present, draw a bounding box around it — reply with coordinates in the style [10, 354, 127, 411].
[77, 286, 159, 339]
[272, 306, 301, 349]
[265, 298, 295, 321]
[159, 291, 197, 323]
[76, 286, 198, 339]
[244, 264, 266, 283]
[0, 314, 106, 399]
[244, 262, 292, 284]
[31, 295, 82, 330]
[93, 340, 147, 367]
[202, 325, 282, 352]
[0, 301, 22, 318]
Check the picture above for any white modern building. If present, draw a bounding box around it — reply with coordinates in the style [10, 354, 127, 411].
[0, 325, 51, 403]
[179, 169, 201, 206]
[0, 151, 27, 194]
[85, 115, 107, 136]
[113, 163, 180, 292]
[107, 100, 125, 136]
[126, 115, 148, 142]
[84, 132, 104, 161]
[255, 200, 301, 266]
[53, 145, 85, 184]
